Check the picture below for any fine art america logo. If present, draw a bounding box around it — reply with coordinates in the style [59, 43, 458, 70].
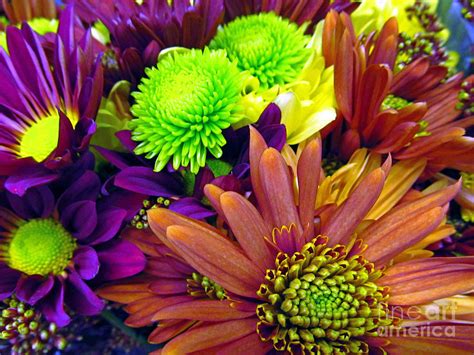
[377, 300, 461, 337]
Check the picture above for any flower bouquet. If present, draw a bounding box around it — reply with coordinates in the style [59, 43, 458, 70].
[0, 0, 473, 353]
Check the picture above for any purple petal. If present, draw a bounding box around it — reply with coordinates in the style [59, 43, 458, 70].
[5, 168, 58, 196]
[57, 170, 101, 211]
[193, 167, 214, 199]
[65, 271, 104, 315]
[73, 246, 99, 280]
[211, 175, 243, 193]
[95, 240, 145, 281]
[93, 145, 132, 170]
[261, 124, 286, 151]
[169, 198, 216, 220]
[75, 118, 97, 152]
[38, 279, 71, 327]
[0, 265, 20, 300]
[60, 201, 98, 240]
[82, 208, 126, 245]
[116, 130, 137, 152]
[16, 276, 54, 305]
[100, 190, 146, 221]
[258, 103, 282, 127]
[7, 186, 54, 219]
[114, 166, 182, 197]
[49, 112, 74, 168]
[233, 163, 250, 179]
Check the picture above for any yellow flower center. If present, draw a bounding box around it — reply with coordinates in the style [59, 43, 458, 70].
[18, 113, 60, 162]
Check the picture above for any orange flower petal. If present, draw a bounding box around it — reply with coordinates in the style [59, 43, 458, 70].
[162, 319, 257, 354]
[166, 225, 262, 298]
[297, 137, 322, 238]
[362, 206, 445, 266]
[220, 191, 274, 271]
[148, 319, 195, 344]
[259, 148, 303, 239]
[381, 257, 474, 305]
[322, 167, 386, 246]
[151, 300, 254, 322]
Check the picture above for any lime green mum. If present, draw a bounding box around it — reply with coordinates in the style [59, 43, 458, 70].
[8, 219, 76, 276]
[209, 12, 311, 90]
[130, 48, 244, 173]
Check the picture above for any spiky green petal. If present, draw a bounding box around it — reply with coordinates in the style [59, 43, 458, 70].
[209, 12, 311, 90]
[130, 48, 243, 173]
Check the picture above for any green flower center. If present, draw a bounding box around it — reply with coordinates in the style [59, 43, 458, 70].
[131, 197, 171, 230]
[187, 272, 227, 300]
[130, 48, 243, 173]
[209, 12, 311, 90]
[396, 32, 449, 71]
[322, 155, 344, 177]
[256, 236, 392, 354]
[381, 95, 411, 111]
[456, 80, 474, 117]
[18, 113, 60, 163]
[7, 219, 76, 276]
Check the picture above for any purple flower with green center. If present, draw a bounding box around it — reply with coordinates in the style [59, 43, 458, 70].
[0, 6, 103, 196]
[0, 170, 146, 327]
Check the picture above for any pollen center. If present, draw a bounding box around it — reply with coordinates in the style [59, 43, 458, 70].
[256, 236, 392, 354]
[8, 219, 76, 276]
[18, 113, 60, 162]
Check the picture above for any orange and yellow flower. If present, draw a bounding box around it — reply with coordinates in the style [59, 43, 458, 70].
[101, 128, 474, 354]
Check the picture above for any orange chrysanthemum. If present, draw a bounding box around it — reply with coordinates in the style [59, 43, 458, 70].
[101, 128, 474, 354]
[321, 11, 474, 177]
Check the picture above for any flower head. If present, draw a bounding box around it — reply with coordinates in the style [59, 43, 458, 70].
[0, 7, 103, 195]
[103, 128, 473, 353]
[223, 0, 358, 31]
[72, 0, 224, 84]
[210, 12, 311, 90]
[322, 12, 474, 177]
[0, 170, 145, 326]
[130, 48, 244, 173]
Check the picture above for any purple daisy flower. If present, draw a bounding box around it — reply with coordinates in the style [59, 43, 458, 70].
[0, 170, 146, 327]
[0, 6, 103, 196]
[71, 0, 224, 84]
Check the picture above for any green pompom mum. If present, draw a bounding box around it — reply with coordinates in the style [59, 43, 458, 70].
[130, 48, 244, 173]
[209, 12, 311, 90]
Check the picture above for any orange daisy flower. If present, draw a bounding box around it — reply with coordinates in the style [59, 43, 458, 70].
[102, 128, 474, 354]
[321, 11, 474, 177]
